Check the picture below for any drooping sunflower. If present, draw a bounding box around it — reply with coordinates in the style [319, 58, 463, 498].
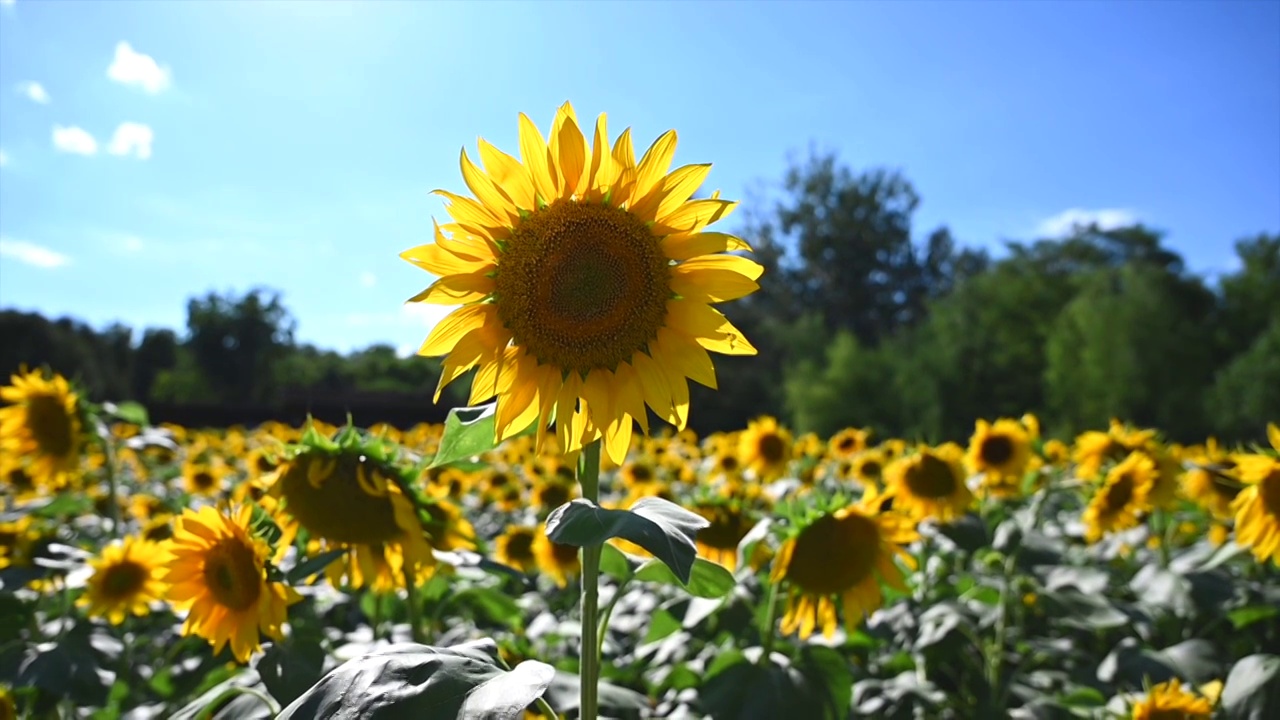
[965, 419, 1032, 496]
[771, 488, 918, 640]
[494, 524, 539, 574]
[533, 524, 581, 588]
[401, 102, 761, 465]
[1129, 678, 1215, 719]
[1232, 425, 1280, 565]
[1082, 451, 1156, 544]
[883, 447, 972, 523]
[163, 505, 300, 663]
[0, 369, 83, 489]
[77, 535, 167, 625]
[266, 425, 436, 589]
[739, 416, 793, 481]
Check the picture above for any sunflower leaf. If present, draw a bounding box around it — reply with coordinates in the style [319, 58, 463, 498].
[428, 404, 498, 469]
[545, 497, 709, 584]
[285, 548, 347, 584]
[633, 557, 735, 598]
[102, 400, 149, 427]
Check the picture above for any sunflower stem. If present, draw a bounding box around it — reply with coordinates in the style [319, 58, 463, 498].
[99, 421, 122, 541]
[196, 685, 280, 719]
[577, 440, 602, 720]
[403, 565, 423, 644]
[757, 577, 781, 667]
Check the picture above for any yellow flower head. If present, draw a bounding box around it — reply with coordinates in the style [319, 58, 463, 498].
[0, 369, 83, 490]
[402, 102, 762, 465]
[1082, 451, 1156, 544]
[533, 523, 581, 588]
[77, 535, 166, 625]
[738, 416, 793, 482]
[966, 418, 1032, 485]
[883, 447, 973, 523]
[162, 505, 301, 663]
[1130, 677, 1215, 719]
[827, 427, 871, 460]
[1232, 433, 1280, 565]
[494, 524, 539, 574]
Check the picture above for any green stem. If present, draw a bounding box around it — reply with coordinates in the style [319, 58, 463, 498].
[403, 566, 423, 644]
[196, 686, 280, 719]
[577, 440, 602, 720]
[101, 427, 121, 541]
[596, 574, 631, 663]
[757, 577, 782, 667]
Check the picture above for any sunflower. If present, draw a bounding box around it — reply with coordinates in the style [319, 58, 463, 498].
[1182, 447, 1242, 521]
[533, 524, 581, 588]
[1129, 678, 1215, 719]
[828, 427, 871, 460]
[1232, 426, 1280, 565]
[401, 102, 761, 465]
[163, 505, 300, 663]
[0, 685, 13, 720]
[965, 419, 1032, 494]
[494, 524, 539, 574]
[182, 458, 228, 497]
[739, 416, 793, 481]
[531, 474, 577, 516]
[0, 369, 83, 489]
[420, 497, 478, 552]
[1, 460, 41, 503]
[850, 450, 886, 488]
[883, 447, 972, 523]
[1082, 451, 1156, 544]
[267, 432, 435, 589]
[771, 489, 918, 640]
[690, 500, 754, 571]
[77, 535, 166, 625]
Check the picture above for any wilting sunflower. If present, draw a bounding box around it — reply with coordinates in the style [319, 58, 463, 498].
[965, 419, 1032, 494]
[771, 488, 918, 640]
[739, 416, 793, 481]
[77, 535, 166, 625]
[494, 524, 539, 574]
[1129, 678, 1215, 719]
[0, 369, 83, 489]
[266, 425, 435, 589]
[1232, 425, 1280, 565]
[1082, 451, 1156, 544]
[163, 505, 300, 663]
[883, 447, 972, 523]
[401, 102, 761, 465]
[533, 524, 581, 588]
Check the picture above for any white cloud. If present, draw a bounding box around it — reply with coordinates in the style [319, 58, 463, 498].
[359, 271, 377, 288]
[16, 81, 50, 104]
[107, 41, 171, 94]
[52, 125, 98, 155]
[0, 238, 71, 268]
[1036, 208, 1139, 238]
[106, 122, 154, 159]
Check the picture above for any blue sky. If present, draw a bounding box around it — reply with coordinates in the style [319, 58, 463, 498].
[1, 0, 1277, 354]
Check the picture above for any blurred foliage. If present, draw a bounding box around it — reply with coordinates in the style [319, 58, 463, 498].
[2, 151, 1277, 441]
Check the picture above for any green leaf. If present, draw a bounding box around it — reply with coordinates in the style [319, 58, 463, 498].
[1221, 654, 1280, 720]
[633, 557, 735, 599]
[277, 640, 555, 720]
[1057, 686, 1107, 707]
[285, 549, 346, 584]
[103, 400, 149, 427]
[428, 404, 499, 469]
[642, 608, 682, 644]
[447, 587, 524, 630]
[258, 628, 327, 708]
[598, 542, 632, 581]
[545, 497, 709, 584]
[1229, 605, 1280, 630]
[1040, 589, 1128, 630]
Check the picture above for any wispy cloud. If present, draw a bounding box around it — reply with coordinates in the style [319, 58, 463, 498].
[359, 271, 377, 288]
[1036, 208, 1139, 238]
[106, 122, 154, 159]
[0, 238, 71, 269]
[15, 81, 50, 104]
[52, 125, 98, 155]
[107, 41, 171, 94]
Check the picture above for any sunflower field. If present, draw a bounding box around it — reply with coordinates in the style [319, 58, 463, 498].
[0, 366, 1278, 719]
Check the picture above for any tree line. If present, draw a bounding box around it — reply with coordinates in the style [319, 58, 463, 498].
[3, 151, 1277, 442]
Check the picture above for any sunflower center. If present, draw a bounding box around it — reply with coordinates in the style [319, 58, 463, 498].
[550, 539, 580, 565]
[1260, 469, 1280, 516]
[696, 506, 749, 550]
[628, 464, 654, 483]
[192, 472, 216, 490]
[505, 532, 536, 562]
[279, 454, 404, 546]
[904, 454, 959, 499]
[979, 436, 1014, 467]
[100, 560, 147, 600]
[757, 434, 787, 464]
[1103, 473, 1135, 514]
[494, 200, 670, 373]
[537, 481, 571, 509]
[718, 455, 740, 472]
[26, 393, 74, 457]
[203, 538, 262, 611]
[786, 511, 880, 595]
[836, 436, 856, 452]
[858, 460, 882, 479]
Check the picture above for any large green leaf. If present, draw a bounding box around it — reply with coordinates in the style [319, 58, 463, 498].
[633, 557, 735, 598]
[102, 400, 150, 427]
[428, 404, 499, 469]
[276, 640, 554, 720]
[545, 497, 709, 584]
[1221, 654, 1280, 720]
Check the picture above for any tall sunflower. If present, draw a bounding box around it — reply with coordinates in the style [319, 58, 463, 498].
[494, 524, 539, 574]
[0, 369, 83, 489]
[1082, 451, 1155, 544]
[401, 102, 761, 465]
[163, 505, 300, 663]
[77, 535, 167, 625]
[738, 416, 793, 481]
[771, 488, 918, 640]
[1232, 424, 1280, 565]
[883, 447, 972, 523]
[965, 419, 1032, 496]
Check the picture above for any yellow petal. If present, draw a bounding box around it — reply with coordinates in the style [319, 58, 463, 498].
[1269, 423, 1279, 452]
[400, 240, 493, 277]
[550, 102, 587, 198]
[612, 361, 650, 436]
[496, 352, 540, 441]
[555, 373, 584, 454]
[661, 231, 753, 260]
[586, 113, 612, 196]
[580, 370, 617, 435]
[665, 300, 757, 356]
[652, 198, 738, 235]
[611, 127, 635, 170]
[418, 304, 494, 358]
[460, 148, 519, 224]
[435, 325, 506, 403]
[432, 189, 505, 233]
[604, 417, 633, 467]
[671, 255, 763, 303]
[518, 112, 557, 205]
[478, 138, 536, 211]
[632, 129, 678, 204]
[631, 352, 676, 427]
[654, 326, 717, 390]
[655, 163, 712, 220]
[406, 271, 494, 304]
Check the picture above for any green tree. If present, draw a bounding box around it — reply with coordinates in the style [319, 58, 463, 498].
[185, 288, 296, 403]
[1206, 316, 1280, 441]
